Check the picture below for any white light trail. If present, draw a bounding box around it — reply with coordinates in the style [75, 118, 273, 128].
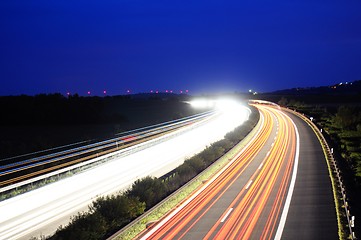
[0, 103, 250, 240]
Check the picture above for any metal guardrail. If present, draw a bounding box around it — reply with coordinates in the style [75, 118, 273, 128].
[285, 108, 356, 240]
[0, 110, 220, 196]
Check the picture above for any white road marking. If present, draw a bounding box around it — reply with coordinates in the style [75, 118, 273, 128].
[258, 162, 264, 170]
[245, 180, 253, 190]
[220, 208, 233, 223]
[274, 111, 300, 240]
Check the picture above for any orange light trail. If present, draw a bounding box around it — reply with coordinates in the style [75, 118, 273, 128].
[141, 105, 298, 240]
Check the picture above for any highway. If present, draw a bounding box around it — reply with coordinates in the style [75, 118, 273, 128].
[140, 104, 338, 239]
[0, 102, 250, 240]
[0, 111, 216, 188]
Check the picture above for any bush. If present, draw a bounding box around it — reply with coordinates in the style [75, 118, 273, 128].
[91, 195, 145, 232]
[127, 177, 168, 209]
[176, 162, 197, 183]
[184, 156, 206, 174]
[49, 195, 146, 240]
[51, 212, 107, 240]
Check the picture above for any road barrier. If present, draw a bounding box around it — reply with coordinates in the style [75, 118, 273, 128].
[0, 111, 218, 199]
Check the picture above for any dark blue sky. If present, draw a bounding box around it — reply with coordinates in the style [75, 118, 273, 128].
[1, 0, 360, 96]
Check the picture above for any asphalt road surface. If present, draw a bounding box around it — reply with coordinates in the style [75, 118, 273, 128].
[140, 104, 338, 239]
[281, 111, 338, 239]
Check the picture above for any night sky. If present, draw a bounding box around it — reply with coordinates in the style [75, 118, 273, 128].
[1, 0, 361, 96]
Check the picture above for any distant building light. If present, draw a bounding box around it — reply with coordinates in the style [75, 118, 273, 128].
[150, 90, 154, 93]
[186, 89, 189, 93]
[103, 90, 107, 95]
[87, 91, 91, 95]
[166, 90, 168, 93]
[126, 90, 130, 94]
[180, 90, 183, 94]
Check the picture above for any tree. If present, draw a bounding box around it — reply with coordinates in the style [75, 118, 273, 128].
[176, 163, 197, 183]
[199, 147, 218, 164]
[127, 176, 168, 208]
[185, 156, 206, 173]
[225, 130, 239, 144]
[91, 195, 145, 231]
[52, 212, 107, 240]
[278, 97, 288, 106]
[333, 106, 358, 130]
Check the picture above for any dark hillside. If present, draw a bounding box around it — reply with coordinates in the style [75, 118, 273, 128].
[256, 80, 361, 105]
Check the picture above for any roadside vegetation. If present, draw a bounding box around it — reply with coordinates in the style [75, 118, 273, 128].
[31, 105, 259, 240]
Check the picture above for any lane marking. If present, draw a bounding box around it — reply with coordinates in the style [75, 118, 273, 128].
[245, 180, 253, 190]
[266, 151, 270, 157]
[275, 112, 300, 240]
[258, 162, 264, 170]
[220, 208, 233, 223]
[139, 108, 266, 240]
[271, 143, 275, 147]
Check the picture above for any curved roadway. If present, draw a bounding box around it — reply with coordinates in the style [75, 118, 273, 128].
[140, 104, 337, 239]
[281, 110, 338, 239]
